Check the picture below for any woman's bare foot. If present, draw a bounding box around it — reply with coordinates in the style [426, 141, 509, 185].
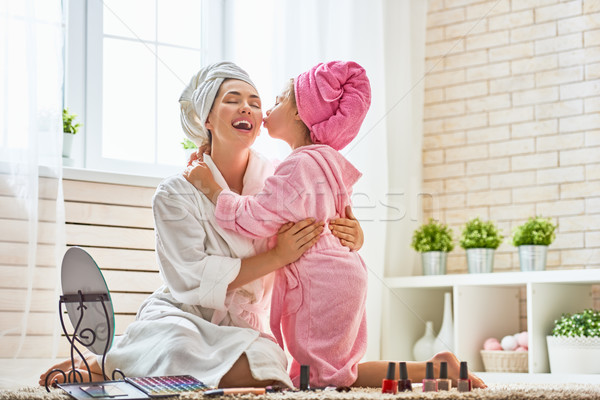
[430, 351, 487, 389]
[39, 350, 104, 386]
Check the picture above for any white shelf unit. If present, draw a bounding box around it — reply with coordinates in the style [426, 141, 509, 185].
[381, 269, 600, 383]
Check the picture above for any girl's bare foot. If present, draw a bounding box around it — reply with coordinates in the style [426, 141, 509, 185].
[430, 351, 487, 389]
[39, 350, 104, 386]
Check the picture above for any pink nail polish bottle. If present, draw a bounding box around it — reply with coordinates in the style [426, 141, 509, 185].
[397, 362, 412, 392]
[436, 361, 451, 391]
[457, 361, 472, 392]
[422, 362, 438, 392]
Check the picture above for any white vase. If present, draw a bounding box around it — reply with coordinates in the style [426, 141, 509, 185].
[413, 320, 436, 360]
[432, 292, 454, 354]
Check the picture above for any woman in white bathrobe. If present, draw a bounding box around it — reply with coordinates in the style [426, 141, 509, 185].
[40, 62, 364, 389]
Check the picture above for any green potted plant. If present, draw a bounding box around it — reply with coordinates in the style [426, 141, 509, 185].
[411, 218, 454, 275]
[181, 137, 198, 160]
[547, 309, 600, 374]
[62, 108, 81, 159]
[512, 216, 556, 271]
[459, 217, 503, 273]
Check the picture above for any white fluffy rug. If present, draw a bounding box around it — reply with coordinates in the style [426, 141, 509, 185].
[2, 384, 600, 400]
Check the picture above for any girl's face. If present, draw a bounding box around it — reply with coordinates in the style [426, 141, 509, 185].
[205, 79, 262, 149]
[263, 90, 300, 143]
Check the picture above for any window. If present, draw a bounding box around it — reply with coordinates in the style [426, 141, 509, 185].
[66, 0, 223, 176]
[0, 1, 63, 165]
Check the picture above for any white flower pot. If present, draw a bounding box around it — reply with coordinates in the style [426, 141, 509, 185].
[62, 132, 74, 158]
[421, 251, 447, 275]
[546, 336, 600, 374]
[466, 248, 495, 273]
[518, 245, 548, 271]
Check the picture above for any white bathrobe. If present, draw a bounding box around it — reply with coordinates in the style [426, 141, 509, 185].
[104, 150, 293, 388]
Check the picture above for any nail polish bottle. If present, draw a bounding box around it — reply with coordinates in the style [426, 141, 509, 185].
[422, 361, 438, 392]
[397, 362, 412, 392]
[381, 362, 398, 394]
[457, 361, 472, 392]
[436, 362, 451, 391]
[300, 365, 310, 391]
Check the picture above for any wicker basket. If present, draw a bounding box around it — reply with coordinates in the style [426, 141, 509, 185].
[480, 350, 528, 373]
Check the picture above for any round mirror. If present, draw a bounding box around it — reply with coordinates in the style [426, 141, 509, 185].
[61, 247, 115, 355]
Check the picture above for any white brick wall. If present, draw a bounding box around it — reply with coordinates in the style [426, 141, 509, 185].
[423, 0, 600, 275]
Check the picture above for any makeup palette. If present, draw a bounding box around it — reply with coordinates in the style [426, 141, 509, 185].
[125, 375, 208, 396]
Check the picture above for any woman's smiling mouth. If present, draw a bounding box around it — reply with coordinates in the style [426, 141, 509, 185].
[232, 118, 253, 131]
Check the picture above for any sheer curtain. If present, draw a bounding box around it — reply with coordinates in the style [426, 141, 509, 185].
[226, 0, 426, 360]
[0, 0, 65, 388]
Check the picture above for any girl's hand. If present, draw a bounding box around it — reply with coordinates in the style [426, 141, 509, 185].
[272, 218, 324, 265]
[183, 161, 222, 203]
[187, 144, 211, 166]
[329, 205, 364, 251]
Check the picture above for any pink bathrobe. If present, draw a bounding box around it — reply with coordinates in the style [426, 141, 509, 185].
[214, 144, 368, 388]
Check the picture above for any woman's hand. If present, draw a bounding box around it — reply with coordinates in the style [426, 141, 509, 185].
[230, 219, 324, 290]
[329, 205, 364, 251]
[272, 218, 324, 265]
[183, 161, 222, 203]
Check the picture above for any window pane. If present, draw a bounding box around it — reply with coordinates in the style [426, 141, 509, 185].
[156, 46, 202, 166]
[103, 0, 156, 41]
[157, 0, 202, 49]
[102, 38, 156, 162]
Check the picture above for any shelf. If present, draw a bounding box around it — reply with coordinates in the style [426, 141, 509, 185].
[381, 268, 600, 383]
[384, 268, 600, 288]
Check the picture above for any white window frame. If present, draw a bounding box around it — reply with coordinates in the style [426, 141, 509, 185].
[65, 0, 224, 177]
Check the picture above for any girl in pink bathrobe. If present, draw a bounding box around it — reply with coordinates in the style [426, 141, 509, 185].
[184, 61, 371, 388]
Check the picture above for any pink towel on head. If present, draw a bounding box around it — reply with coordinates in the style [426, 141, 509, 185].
[294, 61, 371, 151]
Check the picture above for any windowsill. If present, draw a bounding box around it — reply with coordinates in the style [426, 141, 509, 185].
[62, 166, 165, 188]
[3, 163, 169, 188]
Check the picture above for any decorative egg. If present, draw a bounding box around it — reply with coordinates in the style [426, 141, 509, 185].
[516, 331, 528, 348]
[500, 335, 518, 351]
[483, 337, 502, 350]
[515, 346, 528, 352]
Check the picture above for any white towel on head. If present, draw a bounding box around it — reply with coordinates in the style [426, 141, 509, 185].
[179, 61, 256, 146]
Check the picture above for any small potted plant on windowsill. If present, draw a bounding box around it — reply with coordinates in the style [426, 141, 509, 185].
[411, 218, 454, 275]
[547, 309, 600, 374]
[181, 138, 198, 161]
[512, 216, 556, 271]
[460, 217, 503, 274]
[62, 108, 81, 160]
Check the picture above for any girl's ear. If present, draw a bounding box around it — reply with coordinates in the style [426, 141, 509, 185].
[294, 110, 302, 121]
[205, 115, 213, 131]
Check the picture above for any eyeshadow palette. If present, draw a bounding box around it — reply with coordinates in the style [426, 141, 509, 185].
[125, 375, 209, 397]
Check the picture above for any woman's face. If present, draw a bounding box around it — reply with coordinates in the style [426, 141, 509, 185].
[205, 79, 262, 149]
[263, 90, 298, 142]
